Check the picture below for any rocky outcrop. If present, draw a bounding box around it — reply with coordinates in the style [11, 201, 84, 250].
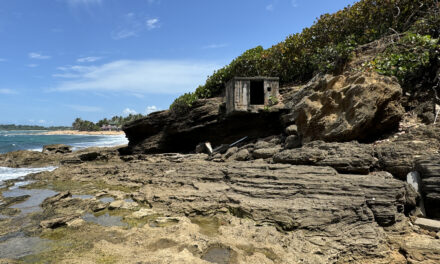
[416, 156, 440, 219]
[375, 124, 440, 179]
[42, 144, 72, 154]
[273, 141, 376, 174]
[37, 153, 417, 262]
[122, 98, 287, 154]
[0, 150, 59, 168]
[285, 72, 404, 143]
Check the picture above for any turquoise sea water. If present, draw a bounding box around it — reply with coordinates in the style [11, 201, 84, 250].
[0, 130, 128, 154]
[0, 130, 128, 182]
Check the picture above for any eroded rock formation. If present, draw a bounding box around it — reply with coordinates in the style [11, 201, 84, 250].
[285, 72, 404, 143]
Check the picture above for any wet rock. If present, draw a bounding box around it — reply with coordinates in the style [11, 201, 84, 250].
[154, 217, 180, 225]
[287, 72, 403, 142]
[40, 215, 77, 229]
[273, 141, 376, 174]
[129, 208, 157, 219]
[42, 144, 72, 154]
[42, 191, 71, 206]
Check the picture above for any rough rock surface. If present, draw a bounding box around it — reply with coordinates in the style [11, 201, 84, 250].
[415, 155, 440, 218]
[42, 144, 72, 154]
[26, 152, 417, 263]
[122, 98, 287, 154]
[286, 72, 404, 143]
[375, 124, 440, 179]
[273, 141, 376, 174]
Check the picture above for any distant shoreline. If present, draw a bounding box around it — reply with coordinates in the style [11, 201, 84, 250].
[41, 130, 125, 136]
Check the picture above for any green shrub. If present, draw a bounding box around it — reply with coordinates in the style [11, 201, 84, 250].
[367, 33, 439, 91]
[169, 92, 199, 115]
[171, 0, 438, 113]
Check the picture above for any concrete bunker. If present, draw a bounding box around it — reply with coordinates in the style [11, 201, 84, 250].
[225, 76, 280, 114]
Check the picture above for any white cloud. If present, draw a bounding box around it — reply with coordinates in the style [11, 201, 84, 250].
[29, 52, 51, 60]
[0, 58, 6, 62]
[145, 105, 159, 115]
[111, 30, 137, 40]
[203, 43, 228, 49]
[66, 104, 103, 112]
[266, 4, 274, 11]
[112, 13, 159, 40]
[146, 18, 159, 30]
[38, 120, 46, 124]
[77, 56, 102, 63]
[52, 60, 220, 95]
[122, 108, 137, 116]
[27, 64, 39, 68]
[0, 88, 18, 95]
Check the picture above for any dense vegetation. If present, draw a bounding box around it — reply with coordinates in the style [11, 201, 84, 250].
[72, 114, 145, 131]
[170, 0, 440, 114]
[0, 124, 71, 131]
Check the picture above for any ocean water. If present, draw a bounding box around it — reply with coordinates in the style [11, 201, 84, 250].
[0, 130, 128, 182]
[0, 130, 128, 154]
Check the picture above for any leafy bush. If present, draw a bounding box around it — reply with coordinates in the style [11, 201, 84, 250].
[170, 0, 438, 113]
[169, 92, 199, 115]
[367, 33, 439, 91]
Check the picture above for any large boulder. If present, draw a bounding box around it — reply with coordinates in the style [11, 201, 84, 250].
[286, 72, 404, 143]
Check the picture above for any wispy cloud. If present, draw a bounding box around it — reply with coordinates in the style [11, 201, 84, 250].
[52, 60, 220, 95]
[203, 43, 229, 49]
[122, 108, 137, 116]
[27, 64, 39, 68]
[29, 52, 51, 60]
[112, 13, 160, 40]
[266, 4, 274, 11]
[145, 105, 159, 115]
[0, 88, 18, 95]
[77, 56, 102, 63]
[0, 58, 6, 62]
[146, 18, 159, 30]
[66, 104, 103, 112]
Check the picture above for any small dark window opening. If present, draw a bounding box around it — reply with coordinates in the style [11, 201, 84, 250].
[250, 80, 264, 105]
[267, 87, 272, 92]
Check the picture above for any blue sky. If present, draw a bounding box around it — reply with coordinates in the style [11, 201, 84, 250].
[0, 0, 355, 126]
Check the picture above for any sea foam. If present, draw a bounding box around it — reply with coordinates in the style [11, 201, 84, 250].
[0, 166, 57, 182]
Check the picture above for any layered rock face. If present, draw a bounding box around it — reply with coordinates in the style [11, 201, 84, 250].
[416, 156, 440, 218]
[37, 154, 416, 263]
[285, 72, 404, 143]
[122, 98, 287, 154]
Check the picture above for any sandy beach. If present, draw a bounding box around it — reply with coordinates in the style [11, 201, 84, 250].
[42, 130, 125, 135]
